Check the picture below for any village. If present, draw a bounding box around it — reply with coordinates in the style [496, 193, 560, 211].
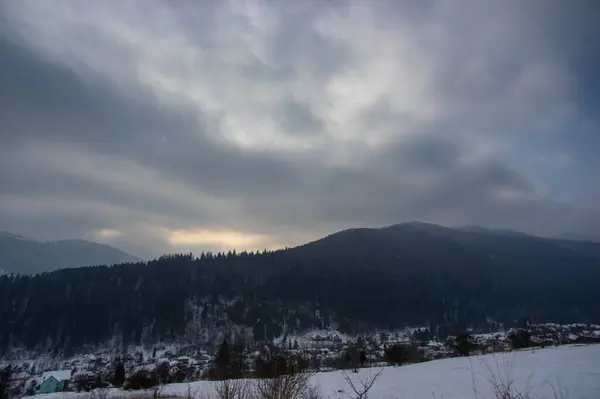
[2, 323, 599, 397]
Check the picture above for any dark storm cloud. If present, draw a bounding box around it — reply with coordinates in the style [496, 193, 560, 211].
[1, 0, 599, 256]
[303, 136, 537, 227]
[0, 38, 297, 199]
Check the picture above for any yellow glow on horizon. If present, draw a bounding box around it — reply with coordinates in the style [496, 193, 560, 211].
[167, 228, 270, 250]
[92, 228, 123, 239]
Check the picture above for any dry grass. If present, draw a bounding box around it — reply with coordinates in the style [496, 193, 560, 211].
[214, 379, 249, 399]
[340, 369, 383, 399]
[251, 372, 315, 399]
[468, 353, 571, 399]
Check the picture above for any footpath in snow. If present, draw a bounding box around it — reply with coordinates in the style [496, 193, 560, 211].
[28, 344, 600, 399]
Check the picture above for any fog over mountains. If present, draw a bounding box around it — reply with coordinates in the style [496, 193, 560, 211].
[0, 231, 140, 274]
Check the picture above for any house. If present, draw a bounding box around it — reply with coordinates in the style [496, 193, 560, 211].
[39, 369, 71, 394]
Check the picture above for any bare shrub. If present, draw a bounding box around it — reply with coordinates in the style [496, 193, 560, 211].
[549, 378, 569, 399]
[152, 385, 163, 398]
[183, 383, 207, 399]
[168, 385, 213, 399]
[215, 378, 249, 399]
[252, 371, 314, 399]
[383, 343, 421, 366]
[109, 391, 161, 399]
[125, 370, 159, 390]
[254, 347, 310, 379]
[471, 354, 534, 399]
[88, 387, 110, 399]
[464, 352, 574, 399]
[487, 380, 533, 399]
[507, 329, 532, 350]
[341, 368, 383, 399]
[113, 385, 202, 399]
[299, 383, 322, 399]
[343, 344, 367, 372]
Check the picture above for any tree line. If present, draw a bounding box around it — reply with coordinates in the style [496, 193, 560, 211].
[1, 227, 600, 356]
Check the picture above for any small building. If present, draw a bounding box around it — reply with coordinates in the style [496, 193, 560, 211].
[39, 369, 72, 394]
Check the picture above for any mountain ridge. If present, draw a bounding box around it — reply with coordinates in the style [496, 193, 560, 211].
[293, 222, 600, 264]
[0, 232, 141, 274]
[1, 222, 599, 354]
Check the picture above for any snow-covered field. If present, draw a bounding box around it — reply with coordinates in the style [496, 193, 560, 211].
[27, 344, 600, 399]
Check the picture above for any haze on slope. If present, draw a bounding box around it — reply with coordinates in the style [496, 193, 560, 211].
[0, 231, 141, 274]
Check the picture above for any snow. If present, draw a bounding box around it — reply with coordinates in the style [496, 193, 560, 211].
[426, 341, 443, 348]
[41, 369, 71, 382]
[274, 329, 352, 349]
[10, 371, 29, 380]
[312, 345, 600, 398]
[132, 363, 155, 373]
[25, 344, 600, 398]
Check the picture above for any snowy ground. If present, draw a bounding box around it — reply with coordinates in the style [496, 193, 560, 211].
[27, 344, 600, 399]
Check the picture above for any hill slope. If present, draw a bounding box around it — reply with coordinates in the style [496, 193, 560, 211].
[23, 345, 600, 399]
[0, 232, 140, 274]
[1, 223, 599, 353]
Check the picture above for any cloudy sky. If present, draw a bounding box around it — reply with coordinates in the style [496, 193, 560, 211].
[1, 0, 599, 258]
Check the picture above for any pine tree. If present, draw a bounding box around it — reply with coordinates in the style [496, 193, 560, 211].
[231, 341, 246, 378]
[0, 365, 11, 399]
[114, 361, 125, 387]
[213, 340, 231, 379]
[454, 332, 472, 356]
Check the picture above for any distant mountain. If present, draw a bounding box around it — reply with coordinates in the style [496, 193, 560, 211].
[1, 222, 599, 354]
[457, 225, 534, 238]
[555, 232, 600, 243]
[0, 231, 141, 274]
[292, 222, 600, 266]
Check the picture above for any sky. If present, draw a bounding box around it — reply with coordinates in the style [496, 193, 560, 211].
[1, 0, 599, 259]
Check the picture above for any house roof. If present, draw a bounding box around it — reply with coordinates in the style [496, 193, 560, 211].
[42, 369, 72, 382]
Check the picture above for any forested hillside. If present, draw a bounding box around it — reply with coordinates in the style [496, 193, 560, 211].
[1, 223, 599, 355]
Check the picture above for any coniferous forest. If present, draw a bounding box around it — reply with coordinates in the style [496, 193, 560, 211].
[1, 223, 600, 355]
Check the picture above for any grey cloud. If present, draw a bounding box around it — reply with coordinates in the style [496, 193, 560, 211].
[271, 28, 351, 84]
[0, 195, 172, 258]
[0, 147, 204, 223]
[359, 98, 415, 129]
[277, 96, 324, 135]
[0, 38, 298, 199]
[237, 133, 541, 234]
[240, 57, 295, 83]
[268, 2, 353, 84]
[381, 135, 463, 172]
[308, 136, 536, 226]
[1, 0, 599, 257]
[0, 39, 183, 145]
